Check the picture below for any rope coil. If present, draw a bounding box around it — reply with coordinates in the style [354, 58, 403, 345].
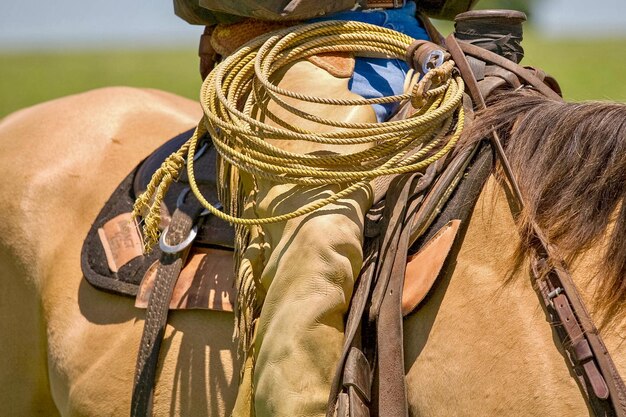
[134, 20, 465, 250]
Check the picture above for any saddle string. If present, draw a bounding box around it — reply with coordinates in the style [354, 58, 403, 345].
[133, 20, 465, 251]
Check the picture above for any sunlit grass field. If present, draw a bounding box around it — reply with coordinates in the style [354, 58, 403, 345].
[1, 28, 624, 117]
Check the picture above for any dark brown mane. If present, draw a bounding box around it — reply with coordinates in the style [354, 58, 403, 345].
[459, 89, 626, 322]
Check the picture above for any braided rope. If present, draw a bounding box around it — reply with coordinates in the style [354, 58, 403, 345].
[134, 20, 465, 249]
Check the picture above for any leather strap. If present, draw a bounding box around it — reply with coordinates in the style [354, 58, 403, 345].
[328, 162, 445, 416]
[343, 348, 372, 403]
[374, 173, 423, 417]
[445, 35, 487, 108]
[328, 138, 491, 417]
[446, 34, 527, 211]
[363, 0, 404, 9]
[369, 169, 436, 320]
[444, 36, 524, 210]
[407, 147, 475, 245]
[534, 255, 626, 416]
[379, 144, 493, 417]
[130, 200, 203, 417]
[553, 290, 609, 400]
[335, 348, 372, 417]
[327, 241, 377, 416]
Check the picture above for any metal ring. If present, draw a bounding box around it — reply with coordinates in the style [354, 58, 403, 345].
[177, 187, 223, 217]
[159, 224, 198, 254]
[200, 201, 223, 217]
[422, 50, 445, 74]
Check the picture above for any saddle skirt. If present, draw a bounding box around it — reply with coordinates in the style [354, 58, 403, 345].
[81, 129, 237, 311]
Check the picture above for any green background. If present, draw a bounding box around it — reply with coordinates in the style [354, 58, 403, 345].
[1, 25, 624, 117]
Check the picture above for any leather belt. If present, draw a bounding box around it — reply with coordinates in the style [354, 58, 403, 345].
[362, 0, 404, 9]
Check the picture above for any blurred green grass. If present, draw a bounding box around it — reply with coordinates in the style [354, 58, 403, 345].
[1, 29, 625, 117]
[0, 49, 201, 117]
[522, 33, 626, 102]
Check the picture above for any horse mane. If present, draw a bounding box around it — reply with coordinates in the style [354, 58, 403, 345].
[459, 89, 626, 323]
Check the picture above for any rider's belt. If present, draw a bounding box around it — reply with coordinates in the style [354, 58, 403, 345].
[362, 0, 405, 8]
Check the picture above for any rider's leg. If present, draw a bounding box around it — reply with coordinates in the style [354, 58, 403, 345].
[229, 58, 376, 417]
[251, 182, 372, 417]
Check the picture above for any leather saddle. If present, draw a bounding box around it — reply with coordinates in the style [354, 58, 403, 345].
[81, 129, 235, 299]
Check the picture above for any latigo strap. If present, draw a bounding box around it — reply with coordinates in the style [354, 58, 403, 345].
[131, 200, 205, 417]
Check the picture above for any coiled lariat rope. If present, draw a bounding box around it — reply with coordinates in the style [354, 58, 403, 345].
[134, 20, 465, 251]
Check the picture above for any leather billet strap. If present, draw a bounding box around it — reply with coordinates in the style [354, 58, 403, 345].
[534, 255, 626, 417]
[446, 33, 626, 417]
[328, 171, 438, 417]
[327, 173, 427, 417]
[130, 198, 205, 417]
[373, 173, 422, 417]
[373, 144, 494, 417]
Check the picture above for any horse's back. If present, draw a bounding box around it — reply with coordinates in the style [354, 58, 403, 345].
[0, 87, 201, 274]
[0, 87, 239, 416]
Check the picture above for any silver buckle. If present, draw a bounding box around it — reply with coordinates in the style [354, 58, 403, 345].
[159, 224, 198, 254]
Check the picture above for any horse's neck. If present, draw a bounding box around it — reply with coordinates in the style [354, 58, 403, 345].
[404, 176, 625, 416]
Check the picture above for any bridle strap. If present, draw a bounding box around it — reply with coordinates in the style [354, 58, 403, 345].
[446, 32, 626, 417]
[534, 239, 626, 416]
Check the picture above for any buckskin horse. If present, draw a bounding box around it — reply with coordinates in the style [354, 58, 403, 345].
[1, 13, 625, 417]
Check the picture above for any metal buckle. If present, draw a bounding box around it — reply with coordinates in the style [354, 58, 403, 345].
[160, 186, 225, 253]
[159, 224, 198, 254]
